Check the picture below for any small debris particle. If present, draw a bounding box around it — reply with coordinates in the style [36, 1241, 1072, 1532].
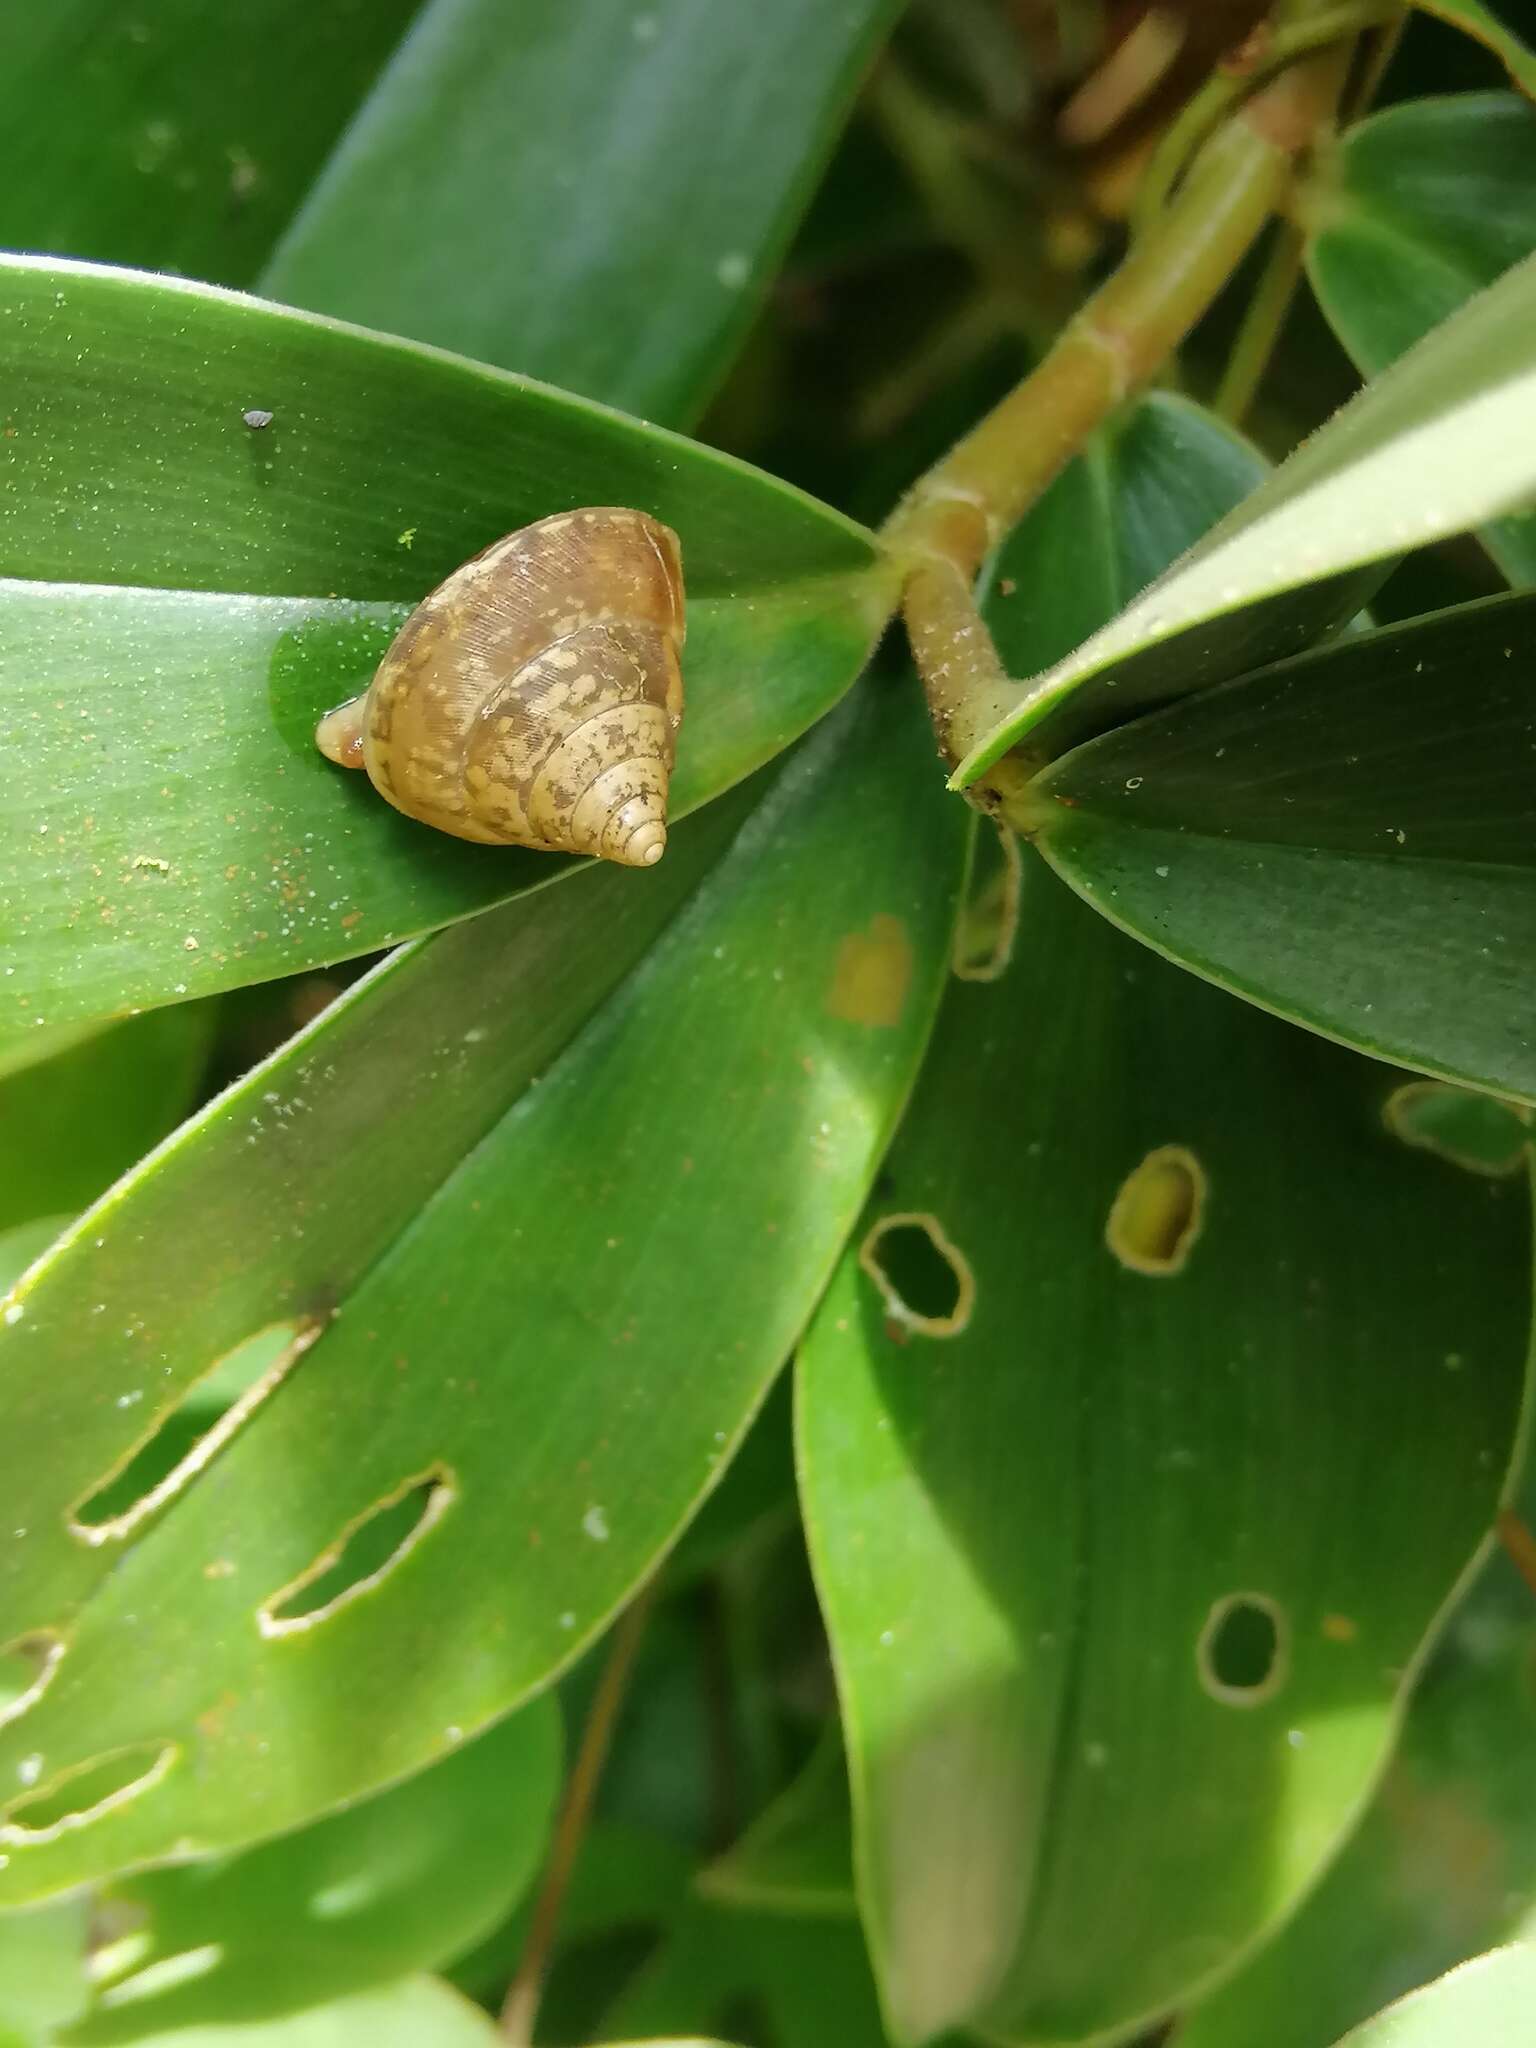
[397, 527, 417, 549]
[183, 934, 200, 951]
[242, 408, 274, 430]
[581, 1505, 610, 1543]
[131, 854, 170, 873]
[3, 1303, 23, 1326]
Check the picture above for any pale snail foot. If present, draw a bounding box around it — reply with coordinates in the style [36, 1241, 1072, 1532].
[315, 695, 367, 770]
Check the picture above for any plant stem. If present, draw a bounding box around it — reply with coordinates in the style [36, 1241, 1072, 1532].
[499, 1582, 657, 2045]
[884, 0, 1358, 776]
[1130, 1, 1395, 240]
[1215, 216, 1306, 425]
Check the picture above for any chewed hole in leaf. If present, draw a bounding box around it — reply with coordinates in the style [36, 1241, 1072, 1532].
[1197, 1593, 1289, 1707]
[952, 820, 1023, 982]
[2, 1741, 177, 1840]
[0, 1630, 65, 1731]
[258, 1464, 456, 1636]
[859, 1213, 975, 1338]
[1106, 1144, 1206, 1276]
[69, 1320, 323, 1544]
[1383, 1081, 1529, 1178]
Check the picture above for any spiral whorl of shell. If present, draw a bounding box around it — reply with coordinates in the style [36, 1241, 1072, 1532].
[352, 507, 685, 865]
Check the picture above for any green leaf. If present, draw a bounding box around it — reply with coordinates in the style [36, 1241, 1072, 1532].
[0, 1219, 69, 1293]
[1325, 1946, 1536, 2047]
[1410, 4, 1536, 96]
[797, 391, 1531, 2046]
[445, 1819, 695, 2016]
[0, 260, 877, 600]
[953, 246, 1536, 783]
[0, 675, 966, 1902]
[0, 1008, 211, 1231]
[0, 1897, 87, 2045]
[263, 0, 907, 414]
[0, 1, 419, 286]
[1031, 589, 1536, 1103]
[799, 855, 1529, 2045]
[84, 1977, 508, 2048]
[698, 1732, 857, 1919]
[0, 261, 891, 1052]
[63, 1702, 558, 2042]
[605, 1900, 891, 2048]
[1306, 92, 1536, 582]
[1176, 1556, 1536, 2048]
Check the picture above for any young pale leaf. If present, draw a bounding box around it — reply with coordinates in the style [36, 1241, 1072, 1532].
[0, 675, 966, 1902]
[1031, 590, 1536, 1103]
[264, 0, 907, 415]
[798, 856, 1528, 2046]
[0, 0, 418, 285]
[0, 261, 891, 1054]
[1176, 1555, 1536, 2048]
[1307, 92, 1536, 582]
[96, 1978, 507, 2047]
[1325, 1947, 1536, 2048]
[952, 245, 1536, 783]
[1410, 3, 1536, 95]
[64, 1702, 558, 2043]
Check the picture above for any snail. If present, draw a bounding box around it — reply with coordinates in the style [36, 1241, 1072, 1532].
[316, 507, 685, 867]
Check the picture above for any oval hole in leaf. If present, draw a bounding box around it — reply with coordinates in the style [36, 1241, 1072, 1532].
[1382, 1082, 1529, 1179]
[2, 1742, 177, 1840]
[1197, 1593, 1290, 1708]
[258, 1466, 456, 1636]
[68, 1321, 324, 1544]
[0, 1631, 64, 1731]
[1105, 1144, 1206, 1276]
[858, 1214, 975, 1338]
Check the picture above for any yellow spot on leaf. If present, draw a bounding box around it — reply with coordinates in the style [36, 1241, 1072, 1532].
[826, 914, 912, 1030]
[1106, 1144, 1206, 1276]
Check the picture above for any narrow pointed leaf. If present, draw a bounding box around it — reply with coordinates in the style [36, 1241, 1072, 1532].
[100, 1978, 507, 2048]
[1032, 590, 1536, 1102]
[1306, 92, 1536, 582]
[0, 1, 418, 285]
[798, 397, 1530, 2045]
[1326, 1946, 1536, 2048]
[954, 247, 1536, 782]
[0, 676, 966, 1901]
[0, 263, 891, 1051]
[264, 0, 907, 414]
[65, 1703, 559, 2043]
[798, 857, 1528, 2045]
[1177, 1555, 1536, 2048]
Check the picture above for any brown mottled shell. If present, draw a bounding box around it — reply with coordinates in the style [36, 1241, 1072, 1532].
[316, 507, 685, 867]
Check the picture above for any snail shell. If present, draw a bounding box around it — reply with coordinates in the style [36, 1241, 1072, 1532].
[316, 507, 685, 867]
